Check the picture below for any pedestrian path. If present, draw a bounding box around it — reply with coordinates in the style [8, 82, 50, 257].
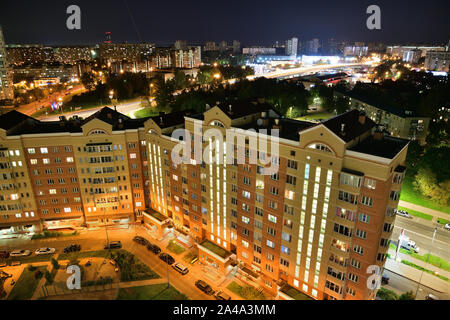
[399, 200, 450, 221]
[389, 249, 450, 280]
[384, 258, 449, 294]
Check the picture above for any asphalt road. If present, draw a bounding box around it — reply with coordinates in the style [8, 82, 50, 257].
[392, 216, 450, 261]
[382, 269, 449, 300]
[39, 100, 144, 122]
[0, 226, 214, 300]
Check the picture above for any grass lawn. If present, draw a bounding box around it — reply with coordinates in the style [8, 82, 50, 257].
[57, 249, 159, 282]
[397, 206, 433, 221]
[296, 112, 334, 121]
[226, 281, 266, 300]
[117, 284, 188, 300]
[390, 242, 450, 272]
[7, 255, 53, 264]
[167, 240, 186, 255]
[400, 175, 450, 215]
[401, 260, 449, 282]
[7, 266, 47, 300]
[57, 249, 113, 261]
[31, 230, 78, 240]
[437, 218, 450, 225]
[134, 108, 159, 118]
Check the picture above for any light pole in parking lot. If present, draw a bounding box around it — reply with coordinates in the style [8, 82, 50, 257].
[415, 227, 437, 299]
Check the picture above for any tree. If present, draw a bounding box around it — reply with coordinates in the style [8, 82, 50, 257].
[51, 257, 60, 270]
[376, 287, 399, 300]
[44, 270, 54, 284]
[81, 72, 96, 91]
[399, 291, 415, 300]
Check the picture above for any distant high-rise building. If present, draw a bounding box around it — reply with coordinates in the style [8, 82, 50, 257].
[174, 40, 188, 50]
[105, 32, 112, 44]
[204, 42, 217, 51]
[306, 39, 320, 54]
[425, 51, 450, 72]
[0, 26, 14, 101]
[324, 38, 338, 55]
[219, 41, 228, 52]
[285, 37, 298, 56]
[232, 40, 241, 54]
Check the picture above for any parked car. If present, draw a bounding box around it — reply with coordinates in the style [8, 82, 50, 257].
[10, 249, 31, 257]
[400, 238, 419, 253]
[133, 236, 149, 245]
[159, 253, 175, 265]
[444, 223, 450, 231]
[215, 291, 231, 300]
[381, 274, 390, 285]
[425, 293, 440, 300]
[35, 247, 56, 255]
[195, 280, 214, 295]
[0, 250, 9, 259]
[0, 270, 12, 279]
[146, 244, 161, 255]
[104, 241, 122, 249]
[63, 244, 81, 253]
[396, 210, 410, 218]
[172, 262, 189, 275]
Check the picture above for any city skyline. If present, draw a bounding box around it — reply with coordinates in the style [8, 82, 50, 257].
[0, 0, 449, 46]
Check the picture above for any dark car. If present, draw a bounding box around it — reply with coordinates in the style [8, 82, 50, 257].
[158, 253, 175, 265]
[104, 241, 122, 249]
[0, 250, 9, 259]
[133, 236, 149, 246]
[64, 244, 81, 253]
[146, 244, 161, 255]
[381, 275, 390, 285]
[0, 270, 12, 279]
[195, 280, 214, 295]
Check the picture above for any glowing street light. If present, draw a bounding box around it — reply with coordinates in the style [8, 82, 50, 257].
[213, 73, 221, 79]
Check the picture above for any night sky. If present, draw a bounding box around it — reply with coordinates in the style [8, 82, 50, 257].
[1, 0, 449, 46]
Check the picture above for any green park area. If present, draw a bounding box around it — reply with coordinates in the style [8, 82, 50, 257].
[7, 266, 47, 300]
[226, 281, 266, 300]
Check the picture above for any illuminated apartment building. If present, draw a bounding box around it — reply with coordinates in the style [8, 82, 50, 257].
[0, 26, 14, 101]
[0, 108, 150, 234]
[144, 103, 409, 300]
[0, 104, 409, 301]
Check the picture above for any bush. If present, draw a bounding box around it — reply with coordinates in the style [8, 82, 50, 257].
[44, 270, 54, 284]
[51, 258, 60, 270]
[377, 287, 399, 300]
[399, 291, 415, 300]
[34, 270, 43, 279]
[28, 264, 37, 272]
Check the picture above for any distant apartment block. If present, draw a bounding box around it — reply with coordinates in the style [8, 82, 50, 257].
[424, 51, 450, 72]
[335, 90, 430, 143]
[285, 37, 298, 57]
[0, 26, 13, 101]
[242, 47, 276, 56]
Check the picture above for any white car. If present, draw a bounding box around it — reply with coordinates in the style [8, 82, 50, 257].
[396, 210, 410, 218]
[35, 248, 56, 255]
[444, 224, 450, 231]
[10, 249, 31, 257]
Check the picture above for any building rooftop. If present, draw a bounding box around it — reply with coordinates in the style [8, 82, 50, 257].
[322, 109, 377, 143]
[336, 85, 423, 118]
[348, 134, 410, 159]
[199, 240, 231, 259]
[236, 117, 316, 141]
[280, 283, 313, 300]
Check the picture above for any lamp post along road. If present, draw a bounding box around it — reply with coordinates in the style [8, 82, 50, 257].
[415, 227, 437, 299]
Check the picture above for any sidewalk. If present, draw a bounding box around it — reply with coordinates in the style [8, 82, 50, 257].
[384, 258, 450, 294]
[399, 200, 450, 222]
[389, 249, 450, 280]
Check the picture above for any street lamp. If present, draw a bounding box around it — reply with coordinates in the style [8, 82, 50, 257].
[415, 227, 437, 299]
